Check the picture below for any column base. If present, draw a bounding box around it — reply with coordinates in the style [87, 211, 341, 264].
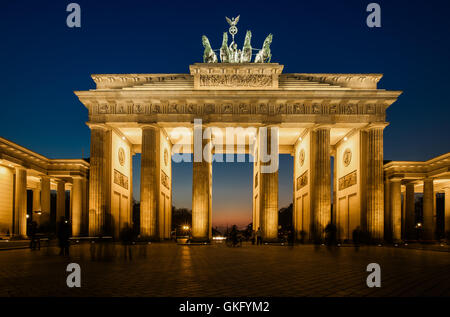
[190, 237, 211, 243]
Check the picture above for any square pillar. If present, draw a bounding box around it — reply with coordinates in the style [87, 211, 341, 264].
[32, 188, 41, 226]
[192, 125, 213, 242]
[56, 180, 66, 222]
[390, 179, 402, 242]
[384, 178, 391, 241]
[445, 187, 450, 241]
[71, 177, 84, 236]
[14, 167, 27, 237]
[405, 182, 416, 240]
[423, 178, 435, 241]
[40, 176, 51, 226]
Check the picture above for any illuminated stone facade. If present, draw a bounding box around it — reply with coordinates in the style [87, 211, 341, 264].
[2, 63, 448, 243]
[384, 154, 450, 242]
[75, 63, 403, 242]
[0, 137, 89, 237]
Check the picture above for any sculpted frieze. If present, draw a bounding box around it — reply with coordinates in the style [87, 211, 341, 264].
[90, 101, 383, 116]
[199, 74, 273, 88]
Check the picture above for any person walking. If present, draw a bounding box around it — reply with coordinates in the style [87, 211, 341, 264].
[29, 221, 39, 250]
[256, 227, 262, 245]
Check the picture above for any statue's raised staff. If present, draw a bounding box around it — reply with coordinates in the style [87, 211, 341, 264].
[202, 35, 218, 63]
[254, 34, 273, 63]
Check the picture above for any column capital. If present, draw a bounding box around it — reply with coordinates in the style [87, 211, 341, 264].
[404, 181, 416, 188]
[311, 124, 332, 131]
[140, 123, 160, 130]
[363, 122, 389, 131]
[86, 123, 110, 131]
[14, 166, 27, 172]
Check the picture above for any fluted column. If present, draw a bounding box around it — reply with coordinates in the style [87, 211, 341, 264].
[405, 183, 416, 240]
[423, 178, 435, 241]
[89, 126, 110, 236]
[259, 127, 279, 241]
[366, 127, 384, 242]
[332, 152, 337, 225]
[192, 126, 212, 241]
[140, 126, 159, 239]
[14, 167, 27, 237]
[311, 127, 331, 240]
[390, 179, 402, 242]
[71, 177, 83, 236]
[445, 187, 450, 241]
[56, 180, 66, 221]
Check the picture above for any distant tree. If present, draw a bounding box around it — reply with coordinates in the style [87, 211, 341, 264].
[278, 203, 293, 231]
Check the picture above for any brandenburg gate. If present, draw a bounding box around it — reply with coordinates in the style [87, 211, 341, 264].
[74, 18, 402, 242]
[2, 19, 450, 244]
[74, 62, 402, 242]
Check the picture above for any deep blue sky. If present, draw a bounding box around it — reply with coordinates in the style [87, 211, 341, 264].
[1, 0, 450, 226]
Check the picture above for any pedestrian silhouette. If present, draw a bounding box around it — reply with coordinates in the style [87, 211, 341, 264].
[57, 217, 71, 256]
[287, 226, 295, 248]
[256, 227, 262, 245]
[353, 226, 362, 251]
[29, 221, 40, 250]
[120, 223, 135, 260]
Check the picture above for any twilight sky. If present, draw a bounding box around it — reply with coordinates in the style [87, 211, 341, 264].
[1, 0, 450, 227]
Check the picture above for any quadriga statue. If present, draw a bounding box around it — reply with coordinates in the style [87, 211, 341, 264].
[254, 34, 272, 63]
[220, 32, 230, 63]
[202, 35, 218, 63]
[240, 30, 252, 63]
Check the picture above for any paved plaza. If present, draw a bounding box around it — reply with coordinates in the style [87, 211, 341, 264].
[0, 242, 449, 297]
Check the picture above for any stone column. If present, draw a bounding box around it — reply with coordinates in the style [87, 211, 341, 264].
[259, 126, 279, 241]
[14, 167, 27, 237]
[56, 180, 66, 221]
[423, 178, 435, 241]
[405, 183, 416, 240]
[32, 188, 41, 212]
[32, 188, 41, 226]
[390, 179, 402, 242]
[89, 126, 110, 236]
[71, 177, 83, 236]
[140, 126, 159, 239]
[365, 126, 384, 242]
[192, 126, 213, 241]
[40, 176, 51, 226]
[310, 127, 331, 241]
[384, 178, 391, 241]
[82, 178, 88, 235]
[445, 187, 450, 241]
[332, 152, 337, 225]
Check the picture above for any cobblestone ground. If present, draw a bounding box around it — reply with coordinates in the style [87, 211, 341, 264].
[0, 242, 449, 297]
